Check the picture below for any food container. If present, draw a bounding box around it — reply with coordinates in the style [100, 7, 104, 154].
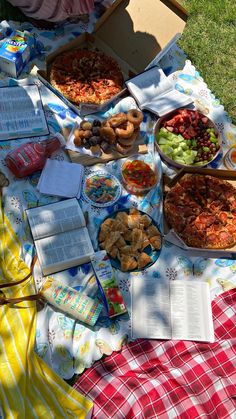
[37, 0, 188, 116]
[0, 29, 37, 77]
[97, 209, 162, 271]
[82, 172, 121, 207]
[121, 154, 158, 195]
[155, 108, 222, 169]
[223, 145, 236, 170]
[163, 166, 236, 256]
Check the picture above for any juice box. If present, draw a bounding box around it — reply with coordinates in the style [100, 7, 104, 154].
[91, 251, 127, 318]
[0, 30, 36, 77]
[40, 277, 103, 326]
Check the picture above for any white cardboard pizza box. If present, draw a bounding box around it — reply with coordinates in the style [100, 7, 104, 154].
[37, 0, 188, 116]
[164, 167, 236, 256]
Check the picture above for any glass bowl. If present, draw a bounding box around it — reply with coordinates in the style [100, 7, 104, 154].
[120, 154, 158, 196]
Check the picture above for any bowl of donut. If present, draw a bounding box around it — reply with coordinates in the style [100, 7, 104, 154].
[73, 109, 144, 156]
[98, 208, 162, 272]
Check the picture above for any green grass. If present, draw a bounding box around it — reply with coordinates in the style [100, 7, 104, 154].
[178, 0, 236, 124]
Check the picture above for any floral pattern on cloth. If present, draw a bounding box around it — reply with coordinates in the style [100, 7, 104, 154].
[0, 11, 236, 380]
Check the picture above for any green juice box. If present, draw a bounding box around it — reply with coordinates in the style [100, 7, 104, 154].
[91, 251, 127, 318]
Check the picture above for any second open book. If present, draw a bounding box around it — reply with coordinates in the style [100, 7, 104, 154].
[131, 278, 214, 343]
[26, 198, 94, 275]
[125, 66, 193, 117]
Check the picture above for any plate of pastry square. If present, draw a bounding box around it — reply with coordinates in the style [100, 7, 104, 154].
[97, 208, 162, 272]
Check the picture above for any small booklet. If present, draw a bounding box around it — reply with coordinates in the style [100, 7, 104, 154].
[37, 159, 84, 199]
[0, 84, 49, 140]
[125, 66, 193, 117]
[131, 278, 214, 343]
[26, 198, 94, 275]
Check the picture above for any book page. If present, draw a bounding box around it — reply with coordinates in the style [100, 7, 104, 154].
[170, 281, 214, 342]
[0, 85, 49, 140]
[125, 66, 171, 107]
[26, 198, 86, 240]
[144, 90, 194, 117]
[125, 65, 193, 116]
[131, 276, 171, 340]
[35, 227, 94, 275]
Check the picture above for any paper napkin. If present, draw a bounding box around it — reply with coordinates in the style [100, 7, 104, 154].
[37, 159, 84, 199]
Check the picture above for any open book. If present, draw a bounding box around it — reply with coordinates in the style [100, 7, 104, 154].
[131, 278, 214, 343]
[0, 84, 49, 141]
[26, 198, 94, 275]
[125, 66, 193, 117]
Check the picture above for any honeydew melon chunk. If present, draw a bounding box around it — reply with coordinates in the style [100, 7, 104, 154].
[173, 147, 183, 157]
[159, 145, 174, 155]
[175, 158, 186, 164]
[158, 137, 169, 145]
[179, 142, 189, 151]
[184, 156, 195, 165]
[168, 135, 184, 144]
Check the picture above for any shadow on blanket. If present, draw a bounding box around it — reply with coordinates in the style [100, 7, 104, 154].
[73, 289, 236, 418]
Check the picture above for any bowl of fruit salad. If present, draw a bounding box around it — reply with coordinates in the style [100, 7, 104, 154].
[155, 108, 221, 169]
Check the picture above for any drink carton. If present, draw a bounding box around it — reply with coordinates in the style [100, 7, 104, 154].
[0, 30, 36, 77]
[91, 251, 127, 318]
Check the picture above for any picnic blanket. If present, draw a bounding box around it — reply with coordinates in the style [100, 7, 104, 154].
[1, 3, 236, 383]
[0, 199, 93, 418]
[73, 289, 236, 419]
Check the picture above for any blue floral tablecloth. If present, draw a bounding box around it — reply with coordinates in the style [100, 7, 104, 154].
[1, 7, 236, 380]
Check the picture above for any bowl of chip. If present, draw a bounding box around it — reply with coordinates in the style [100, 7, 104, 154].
[155, 108, 222, 169]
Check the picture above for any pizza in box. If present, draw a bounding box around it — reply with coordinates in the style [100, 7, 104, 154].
[49, 48, 124, 106]
[164, 173, 236, 249]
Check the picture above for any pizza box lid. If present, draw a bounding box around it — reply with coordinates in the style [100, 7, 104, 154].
[163, 167, 236, 256]
[37, 0, 188, 115]
[92, 0, 188, 74]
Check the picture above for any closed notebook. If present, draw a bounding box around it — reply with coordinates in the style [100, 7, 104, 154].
[37, 158, 84, 199]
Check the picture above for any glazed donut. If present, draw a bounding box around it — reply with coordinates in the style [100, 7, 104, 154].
[100, 126, 116, 144]
[115, 121, 134, 139]
[117, 128, 140, 146]
[116, 142, 134, 155]
[127, 109, 143, 128]
[108, 112, 127, 128]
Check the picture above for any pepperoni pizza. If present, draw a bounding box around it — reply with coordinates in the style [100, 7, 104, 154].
[49, 48, 124, 105]
[164, 174, 236, 249]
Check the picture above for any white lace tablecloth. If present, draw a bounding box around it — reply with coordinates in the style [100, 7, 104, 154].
[1, 8, 236, 380]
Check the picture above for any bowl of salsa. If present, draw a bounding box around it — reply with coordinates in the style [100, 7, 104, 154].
[121, 156, 157, 195]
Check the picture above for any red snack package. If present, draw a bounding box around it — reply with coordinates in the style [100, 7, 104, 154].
[5, 133, 65, 178]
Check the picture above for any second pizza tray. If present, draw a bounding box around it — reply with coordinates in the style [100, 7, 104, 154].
[163, 167, 236, 256]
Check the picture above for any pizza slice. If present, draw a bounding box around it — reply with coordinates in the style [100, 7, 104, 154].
[205, 224, 235, 249]
[179, 224, 207, 248]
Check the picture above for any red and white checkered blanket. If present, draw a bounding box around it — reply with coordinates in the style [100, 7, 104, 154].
[74, 290, 236, 418]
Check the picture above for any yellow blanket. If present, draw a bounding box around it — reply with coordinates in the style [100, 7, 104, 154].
[0, 200, 93, 418]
